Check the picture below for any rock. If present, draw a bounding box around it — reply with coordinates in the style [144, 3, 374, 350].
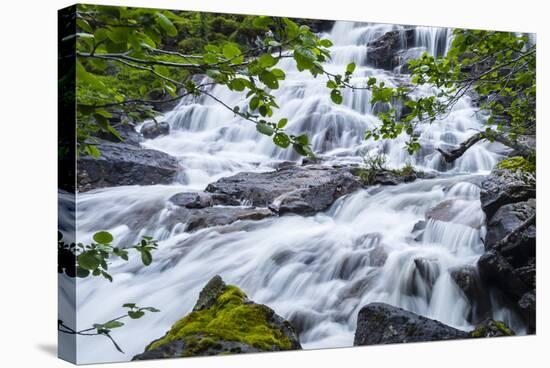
[354, 303, 468, 345]
[477, 250, 530, 300]
[77, 142, 180, 192]
[133, 276, 301, 360]
[450, 266, 491, 323]
[485, 199, 536, 258]
[468, 319, 515, 338]
[205, 165, 361, 215]
[163, 206, 273, 232]
[141, 121, 170, 139]
[366, 29, 415, 70]
[517, 291, 536, 333]
[480, 169, 535, 218]
[425, 199, 483, 228]
[169, 192, 214, 209]
[193, 275, 227, 311]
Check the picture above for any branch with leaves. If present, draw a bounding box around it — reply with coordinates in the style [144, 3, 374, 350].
[67, 5, 357, 159]
[58, 230, 160, 353]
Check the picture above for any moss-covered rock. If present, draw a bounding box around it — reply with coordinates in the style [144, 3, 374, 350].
[468, 319, 515, 338]
[132, 276, 301, 360]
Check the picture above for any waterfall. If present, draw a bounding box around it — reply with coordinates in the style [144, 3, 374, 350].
[71, 20, 518, 364]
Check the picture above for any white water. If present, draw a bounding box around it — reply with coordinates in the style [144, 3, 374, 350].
[67, 21, 521, 364]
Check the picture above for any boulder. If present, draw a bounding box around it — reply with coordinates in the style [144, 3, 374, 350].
[133, 276, 301, 360]
[141, 121, 170, 139]
[77, 142, 180, 192]
[479, 169, 535, 218]
[450, 266, 491, 323]
[517, 291, 536, 333]
[354, 303, 468, 345]
[485, 199, 536, 258]
[163, 206, 273, 233]
[468, 319, 515, 338]
[366, 29, 415, 70]
[477, 250, 530, 300]
[425, 199, 483, 228]
[169, 192, 214, 209]
[205, 165, 362, 215]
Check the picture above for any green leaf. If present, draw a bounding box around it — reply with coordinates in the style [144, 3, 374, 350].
[256, 122, 275, 136]
[273, 132, 290, 148]
[319, 39, 333, 48]
[86, 145, 101, 158]
[76, 267, 90, 278]
[93, 231, 113, 244]
[222, 43, 241, 60]
[155, 13, 177, 37]
[103, 320, 124, 329]
[77, 251, 101, 271]
[260, 71, 279, 89]
[346, 62, 356, 74]
[271, 68, 286, 80]
[141, 250, 152, 266]
[128, 310, 145, 319]
[277, 118, 288, 129]
[330, 89, 343, 104]
[122, 303, 136, 309]
[259, 54, 277, 68]
[294, 134, 309, 146]
[252, 16, 273, 28]
[141, 307, 161, 312]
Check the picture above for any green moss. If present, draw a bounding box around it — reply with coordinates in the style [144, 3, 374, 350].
[493, 320, 514, 336]
[146, 285, 293, 354]
[496, 156, 535, 174]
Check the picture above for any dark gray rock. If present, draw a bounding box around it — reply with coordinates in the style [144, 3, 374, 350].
[354, 303, 468, 345]
[141, 121, 170, 139]
[480, 169, 535, 218]
[477, 250, 530, 300]
[517, 291, 536, 333]
[193, 275, 227, 311]
[485, 199, 536, 258]
[425, 199, 482, 228]
[163, 206, 273, 233]
[169, 192, 214, 209]
[366, 29, 415, 70]
[205, 165, 361, 215]
[77, 142, 180, 192]
[450, 266, 491, 323]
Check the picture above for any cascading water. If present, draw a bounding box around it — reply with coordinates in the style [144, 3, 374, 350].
[70, 21, 521, 363]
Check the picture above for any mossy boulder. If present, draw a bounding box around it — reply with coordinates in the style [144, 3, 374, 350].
[469, 319, 515, 338]
[132, 276, 301, 360]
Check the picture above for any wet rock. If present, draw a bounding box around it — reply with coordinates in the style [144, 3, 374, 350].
[517, 291, 536, 333]
[468, 319, 515, 338]
[411, 220, 427, 242]
[133, 276, 301, 360]
[425, 199, 482, 228]
[141, 121, 170, 139]
[477, 250, 530, 300]
[450, 266, 491, 323]
[163, 206, 273, 233]
[77, 142, 180, 192]
[480, 169, 535, 218]
[485, 199, 536, 257]
[206, 165, 361, 215]
[354, 303, 468, 345]
[169, 192, 213, 209]
[366, 29, 415, 70]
